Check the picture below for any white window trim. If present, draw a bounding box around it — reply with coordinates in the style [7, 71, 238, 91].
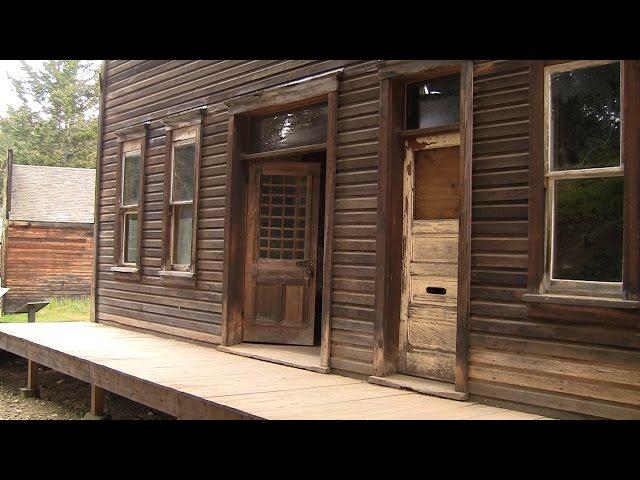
[543, 59, 623, 298]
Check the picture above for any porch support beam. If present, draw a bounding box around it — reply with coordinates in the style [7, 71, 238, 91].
[20, 360, 39, 398]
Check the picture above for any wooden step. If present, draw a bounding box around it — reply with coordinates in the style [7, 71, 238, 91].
[217, 343, 330, 374]
[368, 373, 469, 401]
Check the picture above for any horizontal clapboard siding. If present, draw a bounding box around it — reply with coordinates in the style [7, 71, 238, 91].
[3, 224, 93, 313]
[468, 60, 640, 419]
[97, 60, 378, 373]
[330, 61, 379, 375]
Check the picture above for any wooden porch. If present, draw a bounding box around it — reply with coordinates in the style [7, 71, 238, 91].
[0, 322, 547, 420]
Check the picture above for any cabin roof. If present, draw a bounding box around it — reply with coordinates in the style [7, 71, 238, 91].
[9, 164, 95, 224]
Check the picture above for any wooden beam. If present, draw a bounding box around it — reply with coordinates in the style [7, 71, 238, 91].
[320, 90, 338, 368]
[20, 360, 39, 397]
[5, 148, 12, 218]
[622, 60, 640, 300]
[373, 78, 404, 376]
[91, 61, 107, 324]
[527, 61, 545, 294]
[90, 384, 106, 417]
[221, 114, 246, 346]
[225, 72, 341, 115]
[455, 61, 473, 394]
[378, 60, 462, 80]
[239, 143, 326, 161]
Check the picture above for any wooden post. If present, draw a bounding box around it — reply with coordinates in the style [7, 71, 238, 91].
[91, 385, 105, 416]
[84, 384, 109, 420]
[27, 304, 36, 323]
[20, 360, 39, 397]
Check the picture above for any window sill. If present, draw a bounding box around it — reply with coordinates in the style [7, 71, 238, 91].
[522, 293, 640, 310]
[158, 270, 195, 279]
[110, 266, 139, 273]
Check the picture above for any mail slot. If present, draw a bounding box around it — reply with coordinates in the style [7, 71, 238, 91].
[426, 286, 446, 295]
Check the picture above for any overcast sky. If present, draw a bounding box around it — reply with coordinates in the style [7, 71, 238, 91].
[0, 60, 101, 115]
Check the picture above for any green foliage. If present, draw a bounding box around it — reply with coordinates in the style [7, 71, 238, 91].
[0, 61, 100, 203]
[555, 177, 623, 281]
[0, 296, 91, 323]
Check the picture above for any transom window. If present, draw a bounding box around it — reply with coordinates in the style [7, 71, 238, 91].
[406, 73, 460, 130]
[544, 60, 623, 296]
[248, 103, 327, 153]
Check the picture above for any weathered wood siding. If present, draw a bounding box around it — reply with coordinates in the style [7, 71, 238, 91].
[97, 60, 638, 418]
[97, 60, 379, 373]
[468, 60, 640, 419]
[3, 223, 93, 312]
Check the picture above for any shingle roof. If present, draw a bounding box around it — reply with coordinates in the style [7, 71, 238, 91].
[9, 164, 95, 224]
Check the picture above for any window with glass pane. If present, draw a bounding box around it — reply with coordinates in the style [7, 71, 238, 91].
[122, 152, 140, 207]
[172, 142, 195, 203]
[406, 74, 460, 130]
[172, 204, 193, 266]
[249, 103, 327, 153]
[551, 62, 621, 170]
[124, 213, 138, 264]
[553, 177, 623, 281]
[547, 61, 623, 289]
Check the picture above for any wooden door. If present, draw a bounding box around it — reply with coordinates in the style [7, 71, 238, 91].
[243, 161, 321, 345]
[399, 133, 461, 382]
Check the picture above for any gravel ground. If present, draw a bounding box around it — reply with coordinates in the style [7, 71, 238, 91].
[0, 351, 173, 420]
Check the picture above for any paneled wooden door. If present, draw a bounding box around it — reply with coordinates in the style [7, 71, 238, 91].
[399, 133, 461, 382]
[243, 161, 321, 345]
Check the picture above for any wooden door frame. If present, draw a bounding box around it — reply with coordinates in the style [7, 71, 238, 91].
[373, 60, 473, 393]
[221, 71, 340, 368]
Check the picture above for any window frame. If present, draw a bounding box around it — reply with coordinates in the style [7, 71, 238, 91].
[160, 108, 204, 278]
[543, 60, 623, 297]
[112, 123, 147, 273]
[527, 60, 640, 307]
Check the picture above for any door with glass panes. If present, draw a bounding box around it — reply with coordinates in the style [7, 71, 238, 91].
[243, 161, 321, 345]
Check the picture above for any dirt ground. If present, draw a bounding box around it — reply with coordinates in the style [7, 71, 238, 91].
[0, 351, 174, 420]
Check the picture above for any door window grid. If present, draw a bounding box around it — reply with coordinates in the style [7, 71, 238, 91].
[258, 174, 308, 260]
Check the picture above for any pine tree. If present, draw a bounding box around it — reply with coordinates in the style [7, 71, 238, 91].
[0, 60, 100, 203]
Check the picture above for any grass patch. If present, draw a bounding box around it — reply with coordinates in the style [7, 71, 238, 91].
[1, 297, 91, 323]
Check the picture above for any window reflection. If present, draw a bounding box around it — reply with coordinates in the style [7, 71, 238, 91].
[551, 62, 621, 171]
[407, 74, 460, 130]
[249, 104, 328, 153]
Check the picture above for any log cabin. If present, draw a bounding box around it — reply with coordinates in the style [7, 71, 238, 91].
[1, 161, 95, 313]
[85, 60, 638, 419]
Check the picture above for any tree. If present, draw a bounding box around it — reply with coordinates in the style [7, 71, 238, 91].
[0, 61, 100, 201]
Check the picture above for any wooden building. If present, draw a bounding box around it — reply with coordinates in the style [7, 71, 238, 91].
[1, 162, 95, 313]
[91, 60, 639, 419]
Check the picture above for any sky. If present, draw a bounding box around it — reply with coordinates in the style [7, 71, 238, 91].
[0, 60, 101, 116]
[0, 60, 30, 114]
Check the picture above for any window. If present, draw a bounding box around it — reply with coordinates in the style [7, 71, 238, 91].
[544, 60, 623, 296]
[112, 125, 147, 272]
[160, 108, 203, 277]
[406, 74, 460, 130]
[248, 103, 327, 153]
[170, 139, 195, 268]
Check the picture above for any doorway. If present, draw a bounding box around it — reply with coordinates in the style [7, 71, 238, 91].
[243, 155, 324, 346]
[221, 85, 340, 372]
[373, 62, 473, 395]
[399, 133, 461, 382]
